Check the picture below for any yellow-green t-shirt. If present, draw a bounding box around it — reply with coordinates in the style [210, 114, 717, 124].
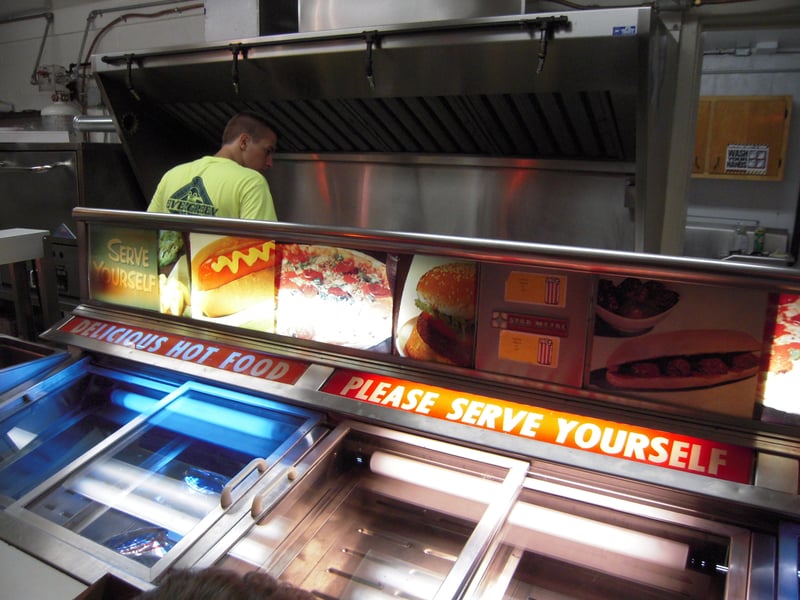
[147, 156, 277, 221]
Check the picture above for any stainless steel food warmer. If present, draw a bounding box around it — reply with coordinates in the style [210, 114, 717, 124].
[1, 207, 798, 598]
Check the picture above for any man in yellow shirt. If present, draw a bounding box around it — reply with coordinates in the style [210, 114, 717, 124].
[147, 111, 278, 221]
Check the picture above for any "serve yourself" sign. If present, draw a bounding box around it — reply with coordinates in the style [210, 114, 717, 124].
[323, 369, 753, 484]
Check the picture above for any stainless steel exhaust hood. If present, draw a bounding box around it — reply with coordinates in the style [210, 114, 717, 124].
[94, 7, 652, 196]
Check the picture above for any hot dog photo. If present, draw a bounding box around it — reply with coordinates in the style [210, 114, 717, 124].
[588, 277, 769, 417]
[603, 329, 761, 390]
[189, 233, 277, 332]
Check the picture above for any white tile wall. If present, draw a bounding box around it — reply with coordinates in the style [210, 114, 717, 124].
[0, 0, 205, 114]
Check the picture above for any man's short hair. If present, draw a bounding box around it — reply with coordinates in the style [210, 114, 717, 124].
[222, 111, 275, 144]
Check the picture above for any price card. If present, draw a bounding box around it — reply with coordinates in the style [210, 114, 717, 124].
[505, 272, 567, 307]
[498, 330, 560, 368]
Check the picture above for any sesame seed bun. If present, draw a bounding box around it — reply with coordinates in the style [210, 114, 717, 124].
[415, 262, 476, 320]
[403, 322, 455, 365]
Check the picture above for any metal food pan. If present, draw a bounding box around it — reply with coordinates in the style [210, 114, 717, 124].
[462, 474, 753, 599]
[212, 419, 753, 599]
[203, 421, 528, 600]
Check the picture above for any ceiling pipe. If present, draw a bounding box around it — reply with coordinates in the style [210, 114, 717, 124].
[73, 115, 116, 132]
[74, 1, 204, 112]
[0, 11, 55, 86]
[76, 0, 203, 70]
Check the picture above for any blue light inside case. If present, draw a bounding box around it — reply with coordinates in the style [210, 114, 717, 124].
[110, 389, 160, 413]
[162, 396, 293, 440]
[114, 385, 303, 443]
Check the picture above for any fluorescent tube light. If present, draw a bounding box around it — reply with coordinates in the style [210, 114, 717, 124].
[369, 451, 499, 504]
[368, 451, 689, 572]
[6, 427, 36, 450]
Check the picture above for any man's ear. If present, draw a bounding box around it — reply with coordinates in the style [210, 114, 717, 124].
[238, 133, 249, 150]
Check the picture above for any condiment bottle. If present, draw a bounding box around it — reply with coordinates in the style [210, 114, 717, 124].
[733, 224, 749, 254]
[753, 227, 765, 254]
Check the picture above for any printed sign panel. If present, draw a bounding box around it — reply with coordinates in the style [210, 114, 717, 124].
[395, 256, 478, 367]
[588, 276, 768, 418]
[189, 234, 277, 333]
[323, 368, 754, 484]
[274, 244, 395, 352]
[476, 264, 592, 386]
[725, 144, 769, 175]
[759, 293, 800, 424]
[58, 316, 309, 384]
[89, 226, 160, 311]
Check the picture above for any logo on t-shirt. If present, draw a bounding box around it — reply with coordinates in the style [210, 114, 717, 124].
[166, 177, 217, 216]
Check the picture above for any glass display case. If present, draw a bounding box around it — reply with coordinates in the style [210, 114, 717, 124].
[179, 418, 776, 600]
[0, 334, 67, 397]
[1, 208, 798, 598]
[0, 359, 177, 506]
[4, 375, 324, 583]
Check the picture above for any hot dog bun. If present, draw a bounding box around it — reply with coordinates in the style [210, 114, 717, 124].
[191, 236, 275, 318]
[605, 329, 760, 390]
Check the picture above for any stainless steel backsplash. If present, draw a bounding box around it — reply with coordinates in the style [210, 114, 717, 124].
[298, 0, 523, 32]
[269, 156, 635, 249]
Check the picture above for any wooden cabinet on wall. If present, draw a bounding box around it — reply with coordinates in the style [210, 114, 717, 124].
[692, 95, 792, 180]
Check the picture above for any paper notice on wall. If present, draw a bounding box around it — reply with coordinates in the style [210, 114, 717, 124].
[725, 144, 768, 175]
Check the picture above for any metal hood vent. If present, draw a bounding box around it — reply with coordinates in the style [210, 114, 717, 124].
[94, 7, 651, 195]
[160, 91, 632, 157]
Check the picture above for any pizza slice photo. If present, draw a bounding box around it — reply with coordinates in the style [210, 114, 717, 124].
[274, 244, 395, 351]
[760, 293, 800, 418]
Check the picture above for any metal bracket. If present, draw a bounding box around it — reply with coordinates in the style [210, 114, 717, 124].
[521, 16, 571, 75]
[364, 31, 381, 90]
[229, 43, 250, 96]
[125, 54, 141, 101]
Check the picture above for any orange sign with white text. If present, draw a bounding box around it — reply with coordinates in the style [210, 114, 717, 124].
[322, 369, 753, 484]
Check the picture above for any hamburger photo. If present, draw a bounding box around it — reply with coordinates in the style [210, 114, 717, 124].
[403, 261, 477, 367]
